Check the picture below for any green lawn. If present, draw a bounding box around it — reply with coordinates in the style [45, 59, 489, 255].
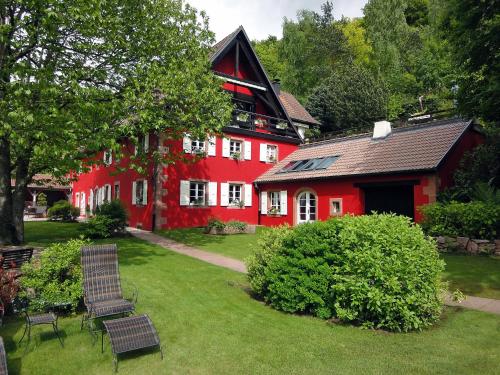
[24, 221, 82, 247]
[156, 227, 264, 260]
[442, 254, 500, 299]
[1, 222, 497, 374]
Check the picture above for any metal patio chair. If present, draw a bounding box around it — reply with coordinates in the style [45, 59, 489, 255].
[80, 244, 137, 336]
[0, 337, 7, 375]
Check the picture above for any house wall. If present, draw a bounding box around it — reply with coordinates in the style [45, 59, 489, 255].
[258, 173, 439, 226]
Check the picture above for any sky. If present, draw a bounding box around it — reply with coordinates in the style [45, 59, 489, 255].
[187, 0, 368, 41]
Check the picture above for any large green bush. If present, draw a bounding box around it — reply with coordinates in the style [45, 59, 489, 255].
[246, 214, 444, 332]
[82, 200, 128, 239]
[20, 239, 88, 311]
[47, 200, 79, 221]
[420, 201, 500, 240]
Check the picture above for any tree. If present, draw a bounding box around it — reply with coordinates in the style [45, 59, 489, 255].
[279, 2, 352, 102]
[338, 18, 372, 67]
[0, 0, 233, 244]
[306, 64, 388, 133]
[442, 0, 500, 125]
[252, 36, 284, 82]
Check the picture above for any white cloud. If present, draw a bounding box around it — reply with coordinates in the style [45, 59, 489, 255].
[186, 0, 368, 41]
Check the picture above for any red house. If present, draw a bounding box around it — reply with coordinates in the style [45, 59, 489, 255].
[71, 27, 483, 230]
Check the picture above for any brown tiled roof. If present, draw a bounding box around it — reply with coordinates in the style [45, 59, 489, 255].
[256, 119, 473, 183]
[209, 27, 242, 62]
[11, 174, 70, 190]
[279, 91, 320, 126]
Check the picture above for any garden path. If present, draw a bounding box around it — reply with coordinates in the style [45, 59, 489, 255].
[128, 228, 500, 315]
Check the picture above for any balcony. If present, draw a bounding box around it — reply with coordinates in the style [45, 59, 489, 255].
[228, 109, 297, 138]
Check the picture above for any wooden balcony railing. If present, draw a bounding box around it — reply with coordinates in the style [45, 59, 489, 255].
[229, 109, 297, 138]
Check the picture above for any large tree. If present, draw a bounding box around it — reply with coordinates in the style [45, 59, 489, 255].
[0, 0, 233, 244]
[306, 64, 388, 133]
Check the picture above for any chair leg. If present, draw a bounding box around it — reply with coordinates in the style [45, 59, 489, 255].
[80, 313, 86, 331]
[52, 322, 64, 348]
[19, 322, 28, 345]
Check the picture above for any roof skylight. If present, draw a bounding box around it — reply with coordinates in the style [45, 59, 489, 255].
[278, 156, 339, 173]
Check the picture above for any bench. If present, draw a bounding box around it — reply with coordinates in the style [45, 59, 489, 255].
[0, 247, 34, 270]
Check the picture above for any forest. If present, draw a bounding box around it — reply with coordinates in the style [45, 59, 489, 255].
[252, 0, 499, 135]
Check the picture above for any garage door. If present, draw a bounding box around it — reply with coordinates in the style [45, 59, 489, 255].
[363, 184, 415, 220]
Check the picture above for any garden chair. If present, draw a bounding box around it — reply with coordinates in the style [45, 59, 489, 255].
[0, 337, 7, 375]
[80, 244, 137, 335]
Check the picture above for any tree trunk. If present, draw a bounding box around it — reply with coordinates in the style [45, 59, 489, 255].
[12, 157, 30, 244]
[0, 137, 15, 245]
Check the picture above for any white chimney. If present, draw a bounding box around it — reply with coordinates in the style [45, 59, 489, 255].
[372, 120, 392, 139]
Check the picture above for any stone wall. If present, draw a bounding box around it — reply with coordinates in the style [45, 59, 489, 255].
[435, 236, 500, 255]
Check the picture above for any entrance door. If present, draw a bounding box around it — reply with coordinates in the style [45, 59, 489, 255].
[80, 193, 86, 216]
[297, 191, 317, 224]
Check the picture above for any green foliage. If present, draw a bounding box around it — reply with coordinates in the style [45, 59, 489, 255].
[36, 193, 47, 206]
[246, 214, 444, 332]
[252, 36, 285, 81]
[441, 0, 500, 124]
[20, 239, 88, 311]
[420, 201, 500, 240]
[339, 18, 373, 67]
[471, 183, 500, 206]
[307, 64, 388, 133]
[207, 218, 226, 231]
[82, 216, 116, 239]
[95, 200, 128, 233]
[47, 200, 79, 222]
[225, 220, 247, 231]
[207, 218, 247, 233]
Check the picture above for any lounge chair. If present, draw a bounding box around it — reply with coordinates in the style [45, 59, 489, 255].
[0, 337, 7, 375]
[80, 244, 136, 335]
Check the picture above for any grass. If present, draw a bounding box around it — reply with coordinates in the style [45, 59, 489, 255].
[2, 222, 497, 374]
[24, 221, 82, 247]
[156, 227, 264, 260]
[442, 254, 500, 299]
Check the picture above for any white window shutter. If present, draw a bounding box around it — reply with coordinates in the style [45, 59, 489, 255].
[222, 138, 230, 158]
[280, 191, 288, 215]
[106, 184, 112, 202]
[179, 180, 190, 206]
[220, 183, 229, 206]
[142, 180, 148, 205]
[132, 181, 137, 205]
[244, 141, 252, 160]
[244, 184, 252, 206]
[208, 136, 216, 156]
[144, 134, 149, 152]
[208, 182, 217, 206]
[260, 191, 268, 214]
[90, 190, 94, 211]
[183, 134, 192, 153]
[260, 143, 267, 162]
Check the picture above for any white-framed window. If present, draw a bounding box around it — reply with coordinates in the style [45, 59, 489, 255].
[229, 140, 242, 158]
[135, 134, 150, 155]
[268, 191, 281, 214]
[191, 139, 206, 154]
[103, 150, 112, 166]
[103, 184, 111, 203]
[189, 181, 206, 206]
[132, 180, 148, 206]
[266, 145, 278, 163]
[228, 183, 243, 206]
[114, 182, 120, 200]
[330, 198, 343, 216]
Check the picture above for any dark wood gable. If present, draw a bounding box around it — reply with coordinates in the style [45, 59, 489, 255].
[210, 27, 299, 140]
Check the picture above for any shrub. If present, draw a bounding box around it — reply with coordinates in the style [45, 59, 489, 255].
[20, 239, 88, 311]
[36, 192, 47, 206]
[47, 200, 79, 221]
[0, 257, 20, 320]
[226, 220, 247, 231]
[420, 201, 500, 240]
[82, 200, 128, 239]
[246, 214, 444, 332]
[207, 217, 225, 231]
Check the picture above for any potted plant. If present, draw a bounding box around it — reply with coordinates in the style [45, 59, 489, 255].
[192, 198, 204, 206]
[276, 121, 288, 130]
[238, 200, 245, 209]
[231, 151, 241, 160]
[236, 112, 250, 123]
[268, 207, 279, 215]
[254, 118, 266, 128]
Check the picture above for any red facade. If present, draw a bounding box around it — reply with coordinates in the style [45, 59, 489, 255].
[71, 28, 483, 231]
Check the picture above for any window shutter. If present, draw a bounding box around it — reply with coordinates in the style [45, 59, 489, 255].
[244, 141, 252, 160]
[106, 184, 112, 202]
[208, 182, 217, 206]
[142, 180, 148, 205]
[89, 190, 94, 211]
[260, 191, 268, 214]
[244, 184, 252, 206]
[222, 138, 230, 157]
[179, 180, 190, 206]
[144, 134, 149, 152]
[132, 181, 137, 205]
[220, 183, 229, 206]
[280, 190, 288, 215]
[183, 134, 192, 153]
[98, 188, 102, 205]
[260, 143, 267, 162]
[208, 136, 216, 156]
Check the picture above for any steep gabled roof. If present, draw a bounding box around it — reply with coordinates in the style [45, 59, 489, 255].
[256, 118, 474, 183]
[279, 91, 320, 126]
[209, 27, 320, 140]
